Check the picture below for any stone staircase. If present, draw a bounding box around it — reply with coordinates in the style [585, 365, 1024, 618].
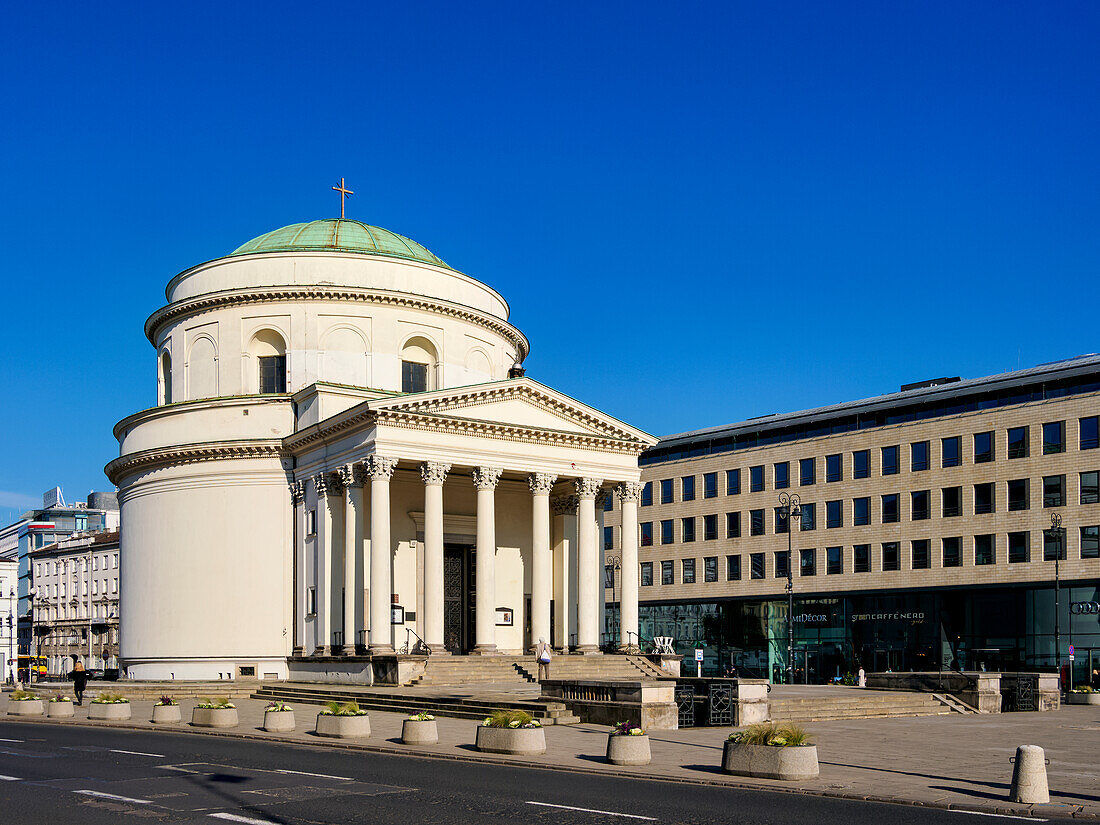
[768, 690, 957, 722]
[250, 682, 579, 725]
[409, 653, 669, 687]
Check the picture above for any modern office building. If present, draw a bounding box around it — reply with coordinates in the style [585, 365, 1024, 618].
[602, 355, 1100, 685]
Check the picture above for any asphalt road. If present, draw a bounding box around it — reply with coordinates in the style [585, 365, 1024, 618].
[0, 722, 1071, 825]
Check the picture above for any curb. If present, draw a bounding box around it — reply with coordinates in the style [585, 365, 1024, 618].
[1, 715, 1092, 821]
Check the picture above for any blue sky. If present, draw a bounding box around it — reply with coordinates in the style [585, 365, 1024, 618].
[2, 1, 1098, 517]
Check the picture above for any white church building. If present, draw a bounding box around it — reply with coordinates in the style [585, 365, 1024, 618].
[107, 217, 655, 681]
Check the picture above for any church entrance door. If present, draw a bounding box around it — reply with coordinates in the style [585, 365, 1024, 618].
[443, 544, 475, 653]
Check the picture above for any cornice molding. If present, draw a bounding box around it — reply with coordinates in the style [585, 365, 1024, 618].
[105, 439, 285, 484]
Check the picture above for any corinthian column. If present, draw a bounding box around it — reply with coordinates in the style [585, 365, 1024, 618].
[575, 476, 603, 653]
[616, 481, 642, 651]
[339, 465, 364, 655]
[366, 455, 399, 653]
[472, 466, 503, 654]
[421, 461, 450, 652]
[528, 473, 557, 651]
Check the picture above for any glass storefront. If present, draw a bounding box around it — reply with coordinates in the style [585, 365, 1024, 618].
[621, 582, 1100, 684]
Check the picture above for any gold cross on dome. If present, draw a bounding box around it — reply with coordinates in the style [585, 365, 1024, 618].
[332, 177, 354, 219]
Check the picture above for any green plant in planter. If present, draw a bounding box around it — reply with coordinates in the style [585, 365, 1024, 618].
[728, 722, 812, 747]
[407, 711, 435, 721]
[841, 672, 857, 687]
[610, 721, 645, 736]
[195, 697, 234, 710]
[91, 693, 130, 705]
[265, 701, 292, 712]
[49, 694, 73, 703]
[318, 700, 367, 717]
[9, 690, 39, 701]
[1071, 686, 1096, 694]
[482, 709, 541, 729]
[155, 696, 178, 707]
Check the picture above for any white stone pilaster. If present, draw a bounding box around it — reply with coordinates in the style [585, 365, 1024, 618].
[290, 480, 306, 656]
[339, 465, 364, 655]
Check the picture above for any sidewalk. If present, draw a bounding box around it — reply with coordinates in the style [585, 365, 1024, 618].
[2, 692, 1097, 819]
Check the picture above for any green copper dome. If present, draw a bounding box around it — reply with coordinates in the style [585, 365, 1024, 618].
[230, 219, 452, 269]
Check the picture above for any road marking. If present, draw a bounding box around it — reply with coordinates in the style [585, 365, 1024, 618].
[526, 801, 658, 820]
[74, 790, 154, 805]
[109, 749, 165, 758]
[274, 768, 353, 781]
[208, 814, 278, 824]
[951, 813, 1048, 822]
[0, 738, 23, 743]
[0, 774, 21, 781]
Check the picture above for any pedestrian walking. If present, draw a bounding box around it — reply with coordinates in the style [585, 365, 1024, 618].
[70, 655, 88, 706]
[534, 637, 552, 681]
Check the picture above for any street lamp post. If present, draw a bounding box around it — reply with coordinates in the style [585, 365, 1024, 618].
[27, 588, 37, 685]
[1047, 512, 1064, 693]
[778, 492, 801, 685]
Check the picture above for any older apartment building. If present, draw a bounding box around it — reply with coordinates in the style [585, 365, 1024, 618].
[602, 355, 1100, 684]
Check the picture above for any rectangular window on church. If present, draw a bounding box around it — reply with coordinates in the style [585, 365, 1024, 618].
[259, 355, 287, 394]
[401, 360, 428, 393]
[306, 509, 317, 535]
[306, 587, 316, 615]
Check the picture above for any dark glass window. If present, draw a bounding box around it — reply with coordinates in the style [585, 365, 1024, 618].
[1043, 475, 1065, 508]
[681, 517, 696, 542]
[774, 462, 790, 490]
[1081, 416, 1099, 450]
[853, 450, 870, 479]
[882, 445, 899, 475]
[942, 436, 961, 468]
[912, 539, 930, 569]
[1043, 421, 1065, 454]
[942, 536, 961, 567]
[661, 560, 674, 585]
[750, 509, 765, 536]
[826, 453, 842, 482]
[799, 548, 815, 576]
[854, 497, 870, 526]
[703, 472, 718, 499]
[800, 458, 816, 486]
[975, 534, 995, 565]
[774, 507, 789, 534]
[726, 512, 741, 538]
[1082, 471, 1099, 504]
[640, 562, 653, 586]
[911, 489, 930, 520]
[750, 465, 764, 492]
[604, 526, 614, 550]
[942, 486, 962, 517]
[640, 522, 653, 547]
[703, 514, 718, 541]
[800, 502, 816, 531]
[660, 520, 673, 544]
[774, 550, 790, 578]
[826, 500, 842, 528]
[826, 546, 843, 574]
[882, 542, 899, 571]
[1007, 426, 1029, 459]
[882, 494, 899, 523]
[682, 558, 696, 584]
[1043, 528, 1066, 561]
[704, 556, 718, 582]
[400, 360, 428, 393]
[750, 553, 765, 579]
[1008, 479, 1030, 511]
[641, 482, 653, 507]
[974, 483, 995, 514]
[854, 544, 871, 573]
[727, 468, 741, 495]
[682, 476, 696, 501]
[974, 431, 995, 464]
[727, 555, 741, 580]
[1081, 526, 1099, 559]
[259, 355, 287, 394]
[660, 479, 673, 504]
[911, 440, 930, 471]
[1008, 531, 1029, 563]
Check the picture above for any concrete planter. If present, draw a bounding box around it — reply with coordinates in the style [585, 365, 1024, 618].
[606, 733, 651, 766]
[475, 725, 546, 755]
[7, 699, 44, 716]
[401, 718, 439, 745]
[722, 741, 819, 780]
[263, 709, 296, 732]
[1068, 693, 1100, 706]
[192, 707, 239, 728]
[47, 700, 75, 718]
[151, 704, 182, 724]
[89, 702, 132, 721]
[315, 712, 371, 738]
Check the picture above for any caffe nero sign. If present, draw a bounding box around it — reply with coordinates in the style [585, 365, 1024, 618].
[851, 612, 926, 624]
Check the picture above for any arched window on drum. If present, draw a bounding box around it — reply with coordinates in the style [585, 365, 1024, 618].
[400, 336, 438, 393]
[249, 329, 287, 394]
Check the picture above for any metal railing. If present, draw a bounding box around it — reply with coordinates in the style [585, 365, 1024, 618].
[398, 627, 431, 656]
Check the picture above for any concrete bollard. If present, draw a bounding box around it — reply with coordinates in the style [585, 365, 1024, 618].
[1009, 745, 1049, 804]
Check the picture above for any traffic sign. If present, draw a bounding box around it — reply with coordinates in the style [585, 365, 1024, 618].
[694, 649, 704, 662]
[1068, 644, 1075, 656]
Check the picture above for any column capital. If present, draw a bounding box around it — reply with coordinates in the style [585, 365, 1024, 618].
[551, 494, 579, 515]
[471, 466, 503, 491]
[420, 462, 451, 487]
[364, 454, 399, 482]
[615, 481, 643, 503]
[289, 479, 306, 505]
[574, 477, 604, 500]
[528, 473, 557, 496]
[338, 464, 364, 489]
[312, 471, 335, 498]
